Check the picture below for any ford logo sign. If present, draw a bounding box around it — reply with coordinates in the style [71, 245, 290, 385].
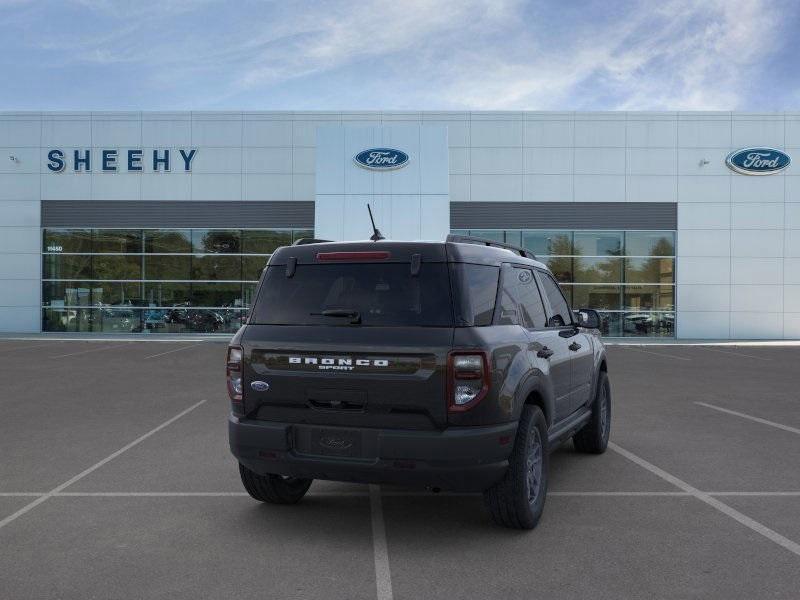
[726, 147, 790, 175]
[250, 381, 270, 392]
[354, 148, 409, 170]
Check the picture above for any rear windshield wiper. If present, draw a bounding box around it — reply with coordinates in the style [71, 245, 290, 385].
[311, 309, 362, 324]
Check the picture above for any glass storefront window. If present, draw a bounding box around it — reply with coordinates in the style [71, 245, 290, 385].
[623, 311, 675, 337]
[624, 285, 675, 311]
[43, 254, 93, 280]
[93, 230, 142, 253]
[144, 230, 192, 253]
[144, 255, 192, 280]
[191, 255, 242, 281]
[624, 257, 674, 284]
[42, 227, 311, 334]
[570, 285, 623, 311]
[92, 255, 142, 280]
[573, 231, 623, 256]
[573, 257, 622, 284]
[192, 229, 241, 253]
[143, 282, 192, 307]
[190, 282, 243, 307]
[625, 231, 675, 256]
[43, 229, 92, 253]
[242, 230, 292, 254]
[521, 231, 573, 256]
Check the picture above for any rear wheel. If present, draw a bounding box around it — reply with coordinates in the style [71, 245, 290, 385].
[238, 463, 312, 504]
[573, 371, 611, 454]
[483, 405, 549, 529]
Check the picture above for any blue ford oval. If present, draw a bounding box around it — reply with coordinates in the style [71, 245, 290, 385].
[354, 148, 409, 170]
[726, 147, 790, 175]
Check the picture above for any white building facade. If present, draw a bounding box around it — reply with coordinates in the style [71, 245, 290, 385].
[0, 111, 798, 339]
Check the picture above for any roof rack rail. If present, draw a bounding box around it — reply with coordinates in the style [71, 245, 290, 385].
[446, 234, 536, 260]
[292, 238, 333, 245]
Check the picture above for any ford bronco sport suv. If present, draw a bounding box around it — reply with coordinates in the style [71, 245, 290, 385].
[227, 235, 610, 529]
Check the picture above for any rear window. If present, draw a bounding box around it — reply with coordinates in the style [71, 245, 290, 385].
[250, 263, 453, 327]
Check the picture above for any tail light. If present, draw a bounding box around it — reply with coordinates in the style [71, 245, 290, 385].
[447, 351, 490, 412]
[226, 345, 243, 411]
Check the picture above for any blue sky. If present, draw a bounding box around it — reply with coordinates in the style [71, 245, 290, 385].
[2, 0, 798, 111]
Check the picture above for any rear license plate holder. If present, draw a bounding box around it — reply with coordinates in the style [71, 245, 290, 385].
[306, 427, 363, 458]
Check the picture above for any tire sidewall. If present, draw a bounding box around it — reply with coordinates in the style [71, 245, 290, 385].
[517, 406, 549, 528]
[596, 372, 611, 448]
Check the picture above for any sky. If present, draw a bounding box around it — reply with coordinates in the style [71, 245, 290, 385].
[1, 0, 799, 111]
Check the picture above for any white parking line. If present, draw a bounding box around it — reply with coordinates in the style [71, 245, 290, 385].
[707, 492, 800, 497]
[50, 342, 134, 358]
[609, 441, 800, 558]
[369, 484, 394, 600]
[2, 490, 800, 498]
[695, 402, 800, 436]
[695, 347, 771, 361]
[620, 346, 691, 361]
[0, 342, 65, 354]
[143, 344, 203, 360]
[0, 400, 206, 532]
[55, 491, 247, 497]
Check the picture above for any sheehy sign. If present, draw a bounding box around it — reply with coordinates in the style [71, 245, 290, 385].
[46, 148, 197, 172]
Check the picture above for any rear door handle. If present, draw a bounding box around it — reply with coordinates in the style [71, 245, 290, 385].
[537, 346, 554, 359]
[568, 342, 581, 352]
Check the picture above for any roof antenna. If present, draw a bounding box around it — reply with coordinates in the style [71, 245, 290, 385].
[367, 203, 385, 241]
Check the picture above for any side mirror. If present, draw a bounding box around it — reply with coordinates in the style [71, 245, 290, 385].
[574, 308, 601, 330]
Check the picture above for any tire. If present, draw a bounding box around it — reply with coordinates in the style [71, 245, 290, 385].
[238, 463, 312, 504]
[573, 371, 611, 454]
[483, 405, 549, 530]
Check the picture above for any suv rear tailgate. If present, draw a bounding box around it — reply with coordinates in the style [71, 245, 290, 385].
[242, 325, 453, 430]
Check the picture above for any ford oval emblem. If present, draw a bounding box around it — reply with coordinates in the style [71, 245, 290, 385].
[250, 381, 270, 392]
[319, 436, 353, 450]
[725, 147, 790, 175]
[354, 148, 409, 170]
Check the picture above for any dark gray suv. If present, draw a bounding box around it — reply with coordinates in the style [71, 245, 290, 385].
[227, 235, 610, 529]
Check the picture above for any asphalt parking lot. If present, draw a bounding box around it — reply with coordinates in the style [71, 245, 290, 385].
[1, 338, 799, 599]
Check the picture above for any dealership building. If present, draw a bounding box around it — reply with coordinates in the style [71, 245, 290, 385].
[0, 110, 798, 339]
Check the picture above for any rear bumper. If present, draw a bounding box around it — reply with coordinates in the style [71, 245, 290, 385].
[229, 415, 517, 492]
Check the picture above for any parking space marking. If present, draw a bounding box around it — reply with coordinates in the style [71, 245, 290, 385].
[143, 344, 204, 360]
[0, 400, 206, 532]
[609, 441, 800, 558]
[696, 402, 800, 436]
[620, 346, 691, 361]
[695, 347, 772, 361]
[370, 485, 394, 600]
[707, 492, 800, 496]
[0, 342, 65, 354]
[49, 342, 135, 358]
[3, 490, 799, 498]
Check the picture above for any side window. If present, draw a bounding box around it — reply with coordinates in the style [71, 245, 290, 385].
[497, 271, 519, 325]
[539, 271, 572, 327]
[450, 264, 500, 326]
[514, 268, 547, 329]
[497, 267, 547, 328]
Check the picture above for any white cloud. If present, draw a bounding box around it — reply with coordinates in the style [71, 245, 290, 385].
[2, 0, 794, 109]
[236, 0, 520, 90]
[428, 0, 787, 110]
